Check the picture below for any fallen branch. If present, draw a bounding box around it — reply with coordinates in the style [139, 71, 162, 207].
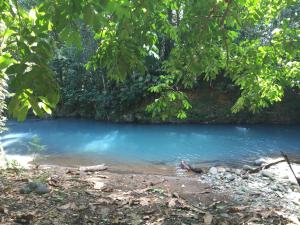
[249, 159, 286, 173]
[79, 164, 107, 172]
[281, 151, 300, 186]
[180, 161, 203, 174]
[263, 159, 286, 169]
[149, 179, 166, 187]
[180, 160, 192, 171]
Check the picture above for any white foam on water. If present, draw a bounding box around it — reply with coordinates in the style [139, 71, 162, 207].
[0, 133, 30, 140]
[235, 126, 249, 132]
[84, 131, 119, 152]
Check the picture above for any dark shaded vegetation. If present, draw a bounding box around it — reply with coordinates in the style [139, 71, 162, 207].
[51, 44, 300, 124]
[0, 0, 300, 123]
[1, 0, 299, 123]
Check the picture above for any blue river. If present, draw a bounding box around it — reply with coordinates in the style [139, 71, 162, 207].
[1, 119, 300, 166]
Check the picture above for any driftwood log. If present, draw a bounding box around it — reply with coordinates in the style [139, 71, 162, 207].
[180, 161, 203, 174]
[79, 164, 108, 172]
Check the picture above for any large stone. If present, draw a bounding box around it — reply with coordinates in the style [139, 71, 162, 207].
[93, 181, 105, 190]
[20, 185, 32, 194]
[209, 167, 218, 175]
[243, 165, 257, 172]
[20, 182, 49, 195]
[35, 184, 50, 194]
[261, 170, 276, 180]
[234, 169, 242, 175]
[225, 168, 231, 172]
[28, 182, 39, 190]
[242, 175, 249, 180]
[254, 158, 267, 166]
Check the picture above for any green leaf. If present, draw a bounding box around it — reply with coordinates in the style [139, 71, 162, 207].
[0, 53, 16, 70]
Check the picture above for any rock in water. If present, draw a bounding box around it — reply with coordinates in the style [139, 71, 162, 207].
[209, 167, 218, 175]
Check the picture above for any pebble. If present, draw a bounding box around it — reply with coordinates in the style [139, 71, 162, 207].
[209, 167, 218, 175]
[217, 167, 226, 173]
[242, 175, 249, 179]
[261, 171, 276, 180]
[225, 173, 235, 181]
[234, 169, 242, 175]
[243, 165, 257, 172]
[271, 185, 278, 191]
[275, 191, 283, 198]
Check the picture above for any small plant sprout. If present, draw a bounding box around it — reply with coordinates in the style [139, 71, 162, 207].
[26, 135, 46, 169]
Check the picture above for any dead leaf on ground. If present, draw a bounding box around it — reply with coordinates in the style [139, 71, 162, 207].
[139, 197, 150, 206]
[58, 202, 77, 210]
[48, 175, 61, 187]
[15, 213, 34, 224]
[168, 198, 179, 208]
[228, 206, 248, 213]
[204, 212, 213, 225]
[0, 206, 8, 214]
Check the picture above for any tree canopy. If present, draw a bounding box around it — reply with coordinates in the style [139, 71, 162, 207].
[0, 0, 299, 121]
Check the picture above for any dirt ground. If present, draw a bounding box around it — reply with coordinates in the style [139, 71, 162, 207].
[0, 165, 297, 225]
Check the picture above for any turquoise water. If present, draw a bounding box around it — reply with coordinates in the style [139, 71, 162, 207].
[1, 119, 300, 166]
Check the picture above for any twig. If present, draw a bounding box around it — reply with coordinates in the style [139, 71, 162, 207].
[149, 178, 166, 187]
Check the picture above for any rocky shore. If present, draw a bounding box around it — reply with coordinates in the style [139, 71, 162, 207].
[0, 157, 299, 224]
[198, 157, 300, 224]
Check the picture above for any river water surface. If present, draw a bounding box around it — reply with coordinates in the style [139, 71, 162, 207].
[1, 119, 300, 168]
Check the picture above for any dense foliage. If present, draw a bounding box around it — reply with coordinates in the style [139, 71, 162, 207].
[0, 0, 299, 121]
[52, 45, 159, 120]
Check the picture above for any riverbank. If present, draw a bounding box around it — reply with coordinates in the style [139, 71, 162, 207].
[0, 157, 299, 224]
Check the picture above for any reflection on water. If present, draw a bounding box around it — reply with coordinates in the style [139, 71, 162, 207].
[84, 131, 121, 152]
[2, 119, 300, 166]
[0, 132, 32, 152]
